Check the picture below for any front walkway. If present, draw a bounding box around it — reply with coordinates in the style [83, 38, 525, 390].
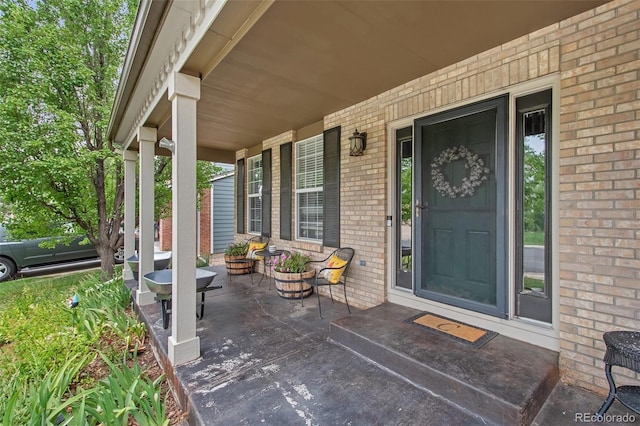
[130, 265, 635, 425]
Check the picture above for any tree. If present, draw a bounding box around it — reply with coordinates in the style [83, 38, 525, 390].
[0, 1, 223, 280]
[400, 157, 412, 223]
[153, 158, 222, 221]
[0, 0, 137, 280]
[523, 142, 546, 233]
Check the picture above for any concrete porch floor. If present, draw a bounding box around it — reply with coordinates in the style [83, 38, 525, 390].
[129, 264, 638, 425]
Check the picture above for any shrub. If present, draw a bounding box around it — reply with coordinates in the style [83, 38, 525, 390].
[0, 272, 167, 425]
[224, 241, 248, 256]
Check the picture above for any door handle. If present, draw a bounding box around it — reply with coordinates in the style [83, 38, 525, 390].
[415, 200, 428, 217]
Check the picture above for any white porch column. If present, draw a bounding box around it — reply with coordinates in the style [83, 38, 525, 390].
[168, 72, 200, 365]
[123, 150, 138, 281]
[136, 126, 157, 306]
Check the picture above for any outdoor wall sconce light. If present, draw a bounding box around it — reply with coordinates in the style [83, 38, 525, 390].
[348, 129, 367, 156]
[159, 137, 175, 154]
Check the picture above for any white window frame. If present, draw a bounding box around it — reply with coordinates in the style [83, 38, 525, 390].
[247, 154, 262, 234]
[295, 134, 323, 242]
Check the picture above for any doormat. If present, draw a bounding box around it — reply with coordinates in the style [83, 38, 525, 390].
[407, 312, 498, 348]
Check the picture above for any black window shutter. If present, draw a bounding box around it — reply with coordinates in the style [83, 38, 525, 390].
[323, 126, 340, 247]
[236, 158, 245, 234]
[261, 149, 272, 238]
[280, 142, 292, 240]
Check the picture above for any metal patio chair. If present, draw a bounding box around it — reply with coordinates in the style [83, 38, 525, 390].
[227, 235, 269, 284]
[302, 247, 355, 318]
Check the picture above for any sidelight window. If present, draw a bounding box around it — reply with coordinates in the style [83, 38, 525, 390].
[516, 89, 552, 323]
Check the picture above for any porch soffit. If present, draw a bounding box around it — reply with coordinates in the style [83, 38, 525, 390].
[114, 0, 608, 160]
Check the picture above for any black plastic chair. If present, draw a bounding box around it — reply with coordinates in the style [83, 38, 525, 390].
[302, 248, 355, 318]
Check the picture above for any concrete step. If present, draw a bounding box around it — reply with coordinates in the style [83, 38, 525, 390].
[330, 303, 559, 425]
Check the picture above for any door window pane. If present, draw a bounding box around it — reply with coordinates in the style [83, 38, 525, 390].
[522, 110, 547, 292]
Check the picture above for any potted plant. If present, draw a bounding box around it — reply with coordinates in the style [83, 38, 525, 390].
[271, 251, 314, 299]
[224, 241, 253, 275]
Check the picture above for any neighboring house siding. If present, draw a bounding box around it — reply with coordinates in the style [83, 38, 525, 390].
[212, 175, 235, 253]
[235, 0, 639, 393]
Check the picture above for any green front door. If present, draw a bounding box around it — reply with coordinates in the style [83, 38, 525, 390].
[415, 97, 507, 318]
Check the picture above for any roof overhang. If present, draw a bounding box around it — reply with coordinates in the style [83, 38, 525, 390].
[109, 0, 609, 163]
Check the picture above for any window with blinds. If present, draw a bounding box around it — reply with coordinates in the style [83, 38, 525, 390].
[247, 154, 262, 234]
[296, 134, 323, 241]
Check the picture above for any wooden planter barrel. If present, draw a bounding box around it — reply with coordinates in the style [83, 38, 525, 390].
[224, 255, 254, 275]
[273, 269, 315, 299]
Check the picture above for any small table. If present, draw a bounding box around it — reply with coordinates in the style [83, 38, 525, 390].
[255, 249, 286, 287]
[597, 331, 640, 415]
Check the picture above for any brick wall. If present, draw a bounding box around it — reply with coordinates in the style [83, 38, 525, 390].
[199, 189, 211, 256]
[158, 188, 212, 257]
[324, 106, 388, 308]
[234, 0, 639, 392]
[159, 217, 171, 251]
[555, 0, 639, 392]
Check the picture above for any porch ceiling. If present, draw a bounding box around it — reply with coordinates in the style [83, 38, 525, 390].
[113, 0, 607, 161]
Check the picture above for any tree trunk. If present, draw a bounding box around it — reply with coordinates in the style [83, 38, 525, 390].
[96, 243, 115, 282]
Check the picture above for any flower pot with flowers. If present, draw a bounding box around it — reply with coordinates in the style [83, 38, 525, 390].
[271, 250, 314, 299]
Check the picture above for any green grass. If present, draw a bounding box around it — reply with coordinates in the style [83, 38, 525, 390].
[524, 231, 545, 246]
[524, 276, 544, 290]
[0, 268, 167, 425]
[0, 270, 99, 310]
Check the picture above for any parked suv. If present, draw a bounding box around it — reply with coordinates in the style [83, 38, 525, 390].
[0, 224, 123, 282]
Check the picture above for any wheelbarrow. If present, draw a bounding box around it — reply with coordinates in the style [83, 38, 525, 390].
[143, 268, 221, 329]
[127, 251, 172, 281]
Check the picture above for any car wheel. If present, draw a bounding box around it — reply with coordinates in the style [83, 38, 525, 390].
[114, 247, 125, 264]
[0, 257, 17, 282]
